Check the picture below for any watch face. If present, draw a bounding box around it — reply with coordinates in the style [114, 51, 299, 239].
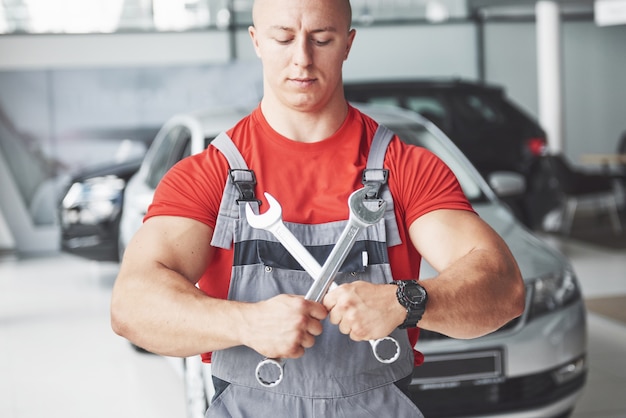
[406, 285, 426, 304]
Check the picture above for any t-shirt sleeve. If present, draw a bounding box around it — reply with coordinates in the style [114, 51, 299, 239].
[387, 138, 475, 228]
[144, 147, 229, 228]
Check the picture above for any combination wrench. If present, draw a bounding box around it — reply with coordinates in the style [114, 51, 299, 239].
[246, 188, 401, 387]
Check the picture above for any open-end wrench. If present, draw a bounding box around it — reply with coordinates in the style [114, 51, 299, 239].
[246, 188, 400, 387]
[246, 192, 400, 363]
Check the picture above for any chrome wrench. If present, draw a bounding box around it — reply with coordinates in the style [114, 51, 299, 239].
[246, 188, 400, 387]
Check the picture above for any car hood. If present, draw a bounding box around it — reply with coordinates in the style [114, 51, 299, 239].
[420, 202, 569, 283]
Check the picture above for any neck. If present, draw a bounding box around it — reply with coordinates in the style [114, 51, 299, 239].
[260, 96, 349, 144]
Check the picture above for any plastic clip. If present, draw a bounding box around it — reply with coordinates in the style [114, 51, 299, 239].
[362, 168, 389, 199]
[229, 169, 261, 204]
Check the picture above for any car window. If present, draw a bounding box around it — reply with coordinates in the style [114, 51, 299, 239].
[145, 125, 192, 189]
[404, 96, 447, 129]
[451, 93, 506, 126]
[389, 123, 483, 202]
[364, 97, 402, 108]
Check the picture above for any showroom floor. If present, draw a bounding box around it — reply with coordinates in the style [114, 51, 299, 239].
[1, 230, 625, 418]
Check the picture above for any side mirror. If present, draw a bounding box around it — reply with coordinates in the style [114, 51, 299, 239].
[488, 171, 526, 197]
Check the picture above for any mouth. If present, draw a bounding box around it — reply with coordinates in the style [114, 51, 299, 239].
[289, 77, 317, 87]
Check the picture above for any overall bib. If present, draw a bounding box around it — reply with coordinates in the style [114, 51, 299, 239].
[206, 127, 424, 417]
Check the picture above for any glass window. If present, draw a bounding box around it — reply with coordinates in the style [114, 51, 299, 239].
[0, 0, 468, 35]
[451, 93, 506, 126]
[0, 0, 230, 34]
[145, 125, 191, 189]
[366, 97, 402, 108]
[405, 96, 447, 129]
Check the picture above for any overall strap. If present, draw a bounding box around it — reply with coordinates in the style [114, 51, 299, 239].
[210, 132, 260, 249]
[364, 125, 402, 247]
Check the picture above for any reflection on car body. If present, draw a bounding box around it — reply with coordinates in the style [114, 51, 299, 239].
[119, 103, 586, 418]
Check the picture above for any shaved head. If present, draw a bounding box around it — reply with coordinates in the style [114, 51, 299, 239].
[252, 0, 353, 32]
[248, 0, 357, 131]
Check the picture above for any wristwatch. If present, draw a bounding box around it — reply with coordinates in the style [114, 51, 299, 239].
[392, 280, 428, 329]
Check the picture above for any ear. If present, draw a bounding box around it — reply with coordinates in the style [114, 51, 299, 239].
[248, 26, 262, 58]
[344, 29, 357, 61]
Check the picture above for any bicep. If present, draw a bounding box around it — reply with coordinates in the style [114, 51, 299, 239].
[121, 215, 215, 284]
[409, 209, 507, 273]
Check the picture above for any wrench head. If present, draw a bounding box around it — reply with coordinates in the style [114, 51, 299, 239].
[348, 187, 387, 226]
[245, 192, 282, 229]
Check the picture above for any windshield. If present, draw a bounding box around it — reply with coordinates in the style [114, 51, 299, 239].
[388, 124, 485, 202]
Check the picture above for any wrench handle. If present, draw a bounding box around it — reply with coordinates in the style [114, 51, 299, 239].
[271, 222, 322, 278]
[305, 223, 360, 303]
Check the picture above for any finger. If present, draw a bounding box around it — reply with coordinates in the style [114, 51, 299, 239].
[306, 300, 330, 321]
[327, 307, 341, 326]
[300, 333, 316, 349]
[306, 317, 324, 337]
[338, 319, 351, 336]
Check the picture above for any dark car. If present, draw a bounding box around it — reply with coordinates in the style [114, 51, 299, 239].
[344, 79, 549, 227]
[59, 157, 143, 262]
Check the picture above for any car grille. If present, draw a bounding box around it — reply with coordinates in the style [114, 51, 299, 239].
[407, 363, 586, 417]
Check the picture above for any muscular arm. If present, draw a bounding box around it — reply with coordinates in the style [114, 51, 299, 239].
[324, 209, 525, 341]
[409, 209, 525, 338]
[110, 216, 327, 358]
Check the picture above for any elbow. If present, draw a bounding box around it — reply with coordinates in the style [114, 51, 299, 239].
[505, 269, 526, 321]
[110, 290, 134, 339]
[110, 301, 126, 338]
[510, 280, 526, 320]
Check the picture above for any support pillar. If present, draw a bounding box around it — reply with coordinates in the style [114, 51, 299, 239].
[536, 0, 564, 154]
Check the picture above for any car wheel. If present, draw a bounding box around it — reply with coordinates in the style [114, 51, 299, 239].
[183, 356, 210, 418]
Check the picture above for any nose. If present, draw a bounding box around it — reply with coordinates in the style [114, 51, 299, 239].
[292, 37, 313, 67]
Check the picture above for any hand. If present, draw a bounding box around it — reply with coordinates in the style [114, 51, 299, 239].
[323, 281, 404, 341]
[244, 294, 328, 359]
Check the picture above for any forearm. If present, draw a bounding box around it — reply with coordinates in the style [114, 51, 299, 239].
[417, 247, 525, 339]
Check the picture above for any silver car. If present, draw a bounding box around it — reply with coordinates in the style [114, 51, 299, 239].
[119, 104, 587, 418]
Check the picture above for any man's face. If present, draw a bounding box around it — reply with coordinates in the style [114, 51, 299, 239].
[249, 0, 355, 113]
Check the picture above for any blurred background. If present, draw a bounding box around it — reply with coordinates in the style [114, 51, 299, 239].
[1, 1, 625, 418]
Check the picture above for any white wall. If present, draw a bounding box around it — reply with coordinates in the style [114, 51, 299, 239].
[343, 24, 478, 81]
[231, 23, 479, 80]
[484, 20, 626, 163]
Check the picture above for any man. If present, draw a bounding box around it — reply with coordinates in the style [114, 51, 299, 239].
[111, 0, 525, 416]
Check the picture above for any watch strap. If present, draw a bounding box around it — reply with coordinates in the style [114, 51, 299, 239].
[393, 280, 428, 329]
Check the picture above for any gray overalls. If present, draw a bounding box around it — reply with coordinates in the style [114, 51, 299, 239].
[206, 126, 424, 417]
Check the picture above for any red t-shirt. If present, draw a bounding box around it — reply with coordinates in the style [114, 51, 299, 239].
[146, 104, 474, 364]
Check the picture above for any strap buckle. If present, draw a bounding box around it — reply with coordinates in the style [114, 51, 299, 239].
[229, 169, 261, 204]
[362, 168, 389, 199]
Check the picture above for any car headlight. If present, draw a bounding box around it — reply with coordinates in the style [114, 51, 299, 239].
[528, 268, 581, 320]
[62, 182, 85, 210]
[61, 176, 126, 225]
